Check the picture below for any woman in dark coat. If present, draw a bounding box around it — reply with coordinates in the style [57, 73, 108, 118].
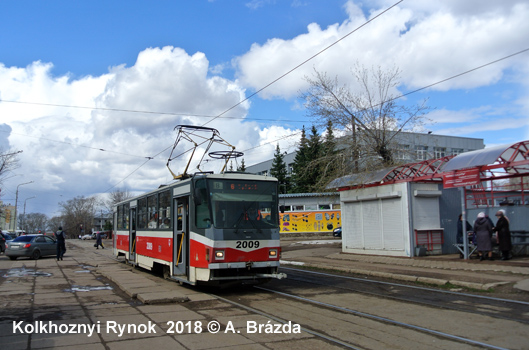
[473, 212, 494, 261]
[495, 210, 512, 260]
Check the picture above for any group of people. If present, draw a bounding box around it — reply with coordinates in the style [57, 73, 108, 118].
[458, 210, 512, 261]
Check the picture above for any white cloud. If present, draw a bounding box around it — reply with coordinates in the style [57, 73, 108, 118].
[234, 1, 529, 97]
[0, 46, 295, 215]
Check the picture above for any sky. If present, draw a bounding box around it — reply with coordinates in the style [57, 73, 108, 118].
[0, 0, 528, 219]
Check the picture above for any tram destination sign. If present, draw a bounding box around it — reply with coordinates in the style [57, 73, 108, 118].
[442, 168, 481, 188]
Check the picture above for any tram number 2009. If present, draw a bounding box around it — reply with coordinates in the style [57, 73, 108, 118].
[236, 241, 260, 249]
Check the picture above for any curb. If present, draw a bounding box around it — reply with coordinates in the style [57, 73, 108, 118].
[96, 267, 190, 304]
[282, 260, 494, 291]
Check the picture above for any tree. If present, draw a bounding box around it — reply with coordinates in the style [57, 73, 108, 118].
[58, 196, 97, 239]
[291, 126, 310, 193]
[0, 148, 22, 185]
[300, 64, 430, 177]
[18, 212, 48, 234]
[305, 125, 323, 191]
[311, 120, 343, 190]
[237, 158, 246, 172]
[270, 144, 289, 192]
[105, 188, 134, 213]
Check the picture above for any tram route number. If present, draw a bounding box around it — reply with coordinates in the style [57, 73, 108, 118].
[236, 240, 260, 249]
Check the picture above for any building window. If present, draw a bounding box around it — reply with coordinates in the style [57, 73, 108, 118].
[434, 147, 446, 158]
[396, 144, 411, 160]
[451, 148, 464, 156]
[416, 146, 428, 160]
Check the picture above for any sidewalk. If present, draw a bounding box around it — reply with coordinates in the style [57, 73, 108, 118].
[280, 238, 529, 292]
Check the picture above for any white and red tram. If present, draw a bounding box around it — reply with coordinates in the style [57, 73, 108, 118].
[113, 172, 286, 285]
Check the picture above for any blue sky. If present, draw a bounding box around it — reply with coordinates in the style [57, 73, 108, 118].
[1, 0, 528, 218]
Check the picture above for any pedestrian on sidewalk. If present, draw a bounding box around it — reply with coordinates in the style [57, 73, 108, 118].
[95, 231, 104, 249]
[495, 210, 512, 260]
[55, 226, 66, 261]
[473, 212, 494, 261]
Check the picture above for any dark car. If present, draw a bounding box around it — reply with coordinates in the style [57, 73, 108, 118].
[333, 227, 342, 238]
[6, 234, 57, 260]
[0, 231, 14, 253]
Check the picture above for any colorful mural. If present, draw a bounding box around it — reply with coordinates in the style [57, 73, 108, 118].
[279, 210, 341, 233]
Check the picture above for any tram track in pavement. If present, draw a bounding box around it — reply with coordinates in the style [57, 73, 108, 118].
[279, 267, 529, 325]
[211, 282, 511, 350]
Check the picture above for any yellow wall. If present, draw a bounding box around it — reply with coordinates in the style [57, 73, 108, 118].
[280, 210, 341, 233]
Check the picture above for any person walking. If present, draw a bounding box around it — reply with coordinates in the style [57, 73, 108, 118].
[473, 212, 494, 261]
[495, 210, 512, 260]
[95, 231, 104, 249]
[55, 226, 66, 261]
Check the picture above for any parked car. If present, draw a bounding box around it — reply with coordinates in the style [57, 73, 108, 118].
[0, 231, 10, 253]
[6, 234, 57, 260]
[81, 234, 93, 240]
[333, 227, 342, 238]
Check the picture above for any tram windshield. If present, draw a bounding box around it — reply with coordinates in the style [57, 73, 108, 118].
[208, 179, 279, 230]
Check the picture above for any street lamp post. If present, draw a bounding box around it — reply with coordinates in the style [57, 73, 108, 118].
[23, 196, 36, 232]
[14, 181, 34, 232]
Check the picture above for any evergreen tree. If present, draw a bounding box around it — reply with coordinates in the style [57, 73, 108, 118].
[270, 143, 289, 192]
[314, 120, 342, 189]
[237, 158, 246, 172]
[291, 126, 310, 193]
[305, 125, 322, 191]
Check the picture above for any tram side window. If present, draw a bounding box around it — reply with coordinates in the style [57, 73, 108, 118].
[148, 195, 157, 229]
[194, 178, 210, 229]
[158, 190, 171, 229]
[123, 203, 130, 230]
[137, 198, 147, 229]
[117, 206, 123, 230]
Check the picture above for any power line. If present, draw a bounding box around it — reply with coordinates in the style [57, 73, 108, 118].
[202, 0, 405, 126]
[0, 130, 152, 160]
[0, 98, 305, 124]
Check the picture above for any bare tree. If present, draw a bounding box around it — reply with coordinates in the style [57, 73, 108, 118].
[18, 213, 48, 234]
[300, 64, 430, 177]
[0, 149, 22, 185]
[58, 196, 97, 239]
[105, 188, 134, 213]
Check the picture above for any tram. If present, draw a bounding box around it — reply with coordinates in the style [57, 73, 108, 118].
[113, 126, 286, 285]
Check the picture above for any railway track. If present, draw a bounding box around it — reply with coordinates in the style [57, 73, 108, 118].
[210, 267, 527, 349]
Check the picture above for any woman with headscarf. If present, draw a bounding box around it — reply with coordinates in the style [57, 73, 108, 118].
[495, 210, 512, 260]
[473, 212, 494, 261]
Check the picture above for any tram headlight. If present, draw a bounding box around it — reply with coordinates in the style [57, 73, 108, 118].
[214, 249, 225, 260]
[269, 249, 278, 258]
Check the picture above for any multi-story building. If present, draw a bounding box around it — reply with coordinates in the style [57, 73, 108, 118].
[0, 202, 16, 231]
[246, 132, 484, 177]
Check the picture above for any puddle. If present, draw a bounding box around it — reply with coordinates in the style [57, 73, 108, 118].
[64, 285, 113, 293]
[74, 270, 92, 273]
[2, 267, 53, 278]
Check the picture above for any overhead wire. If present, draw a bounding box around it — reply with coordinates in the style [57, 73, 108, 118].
[3, 0, 528, 195]
[0, 99, 305, 124]
[201, 0, 405, 127]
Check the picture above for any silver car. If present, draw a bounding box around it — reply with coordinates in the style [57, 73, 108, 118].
[6, 234, 57, 260]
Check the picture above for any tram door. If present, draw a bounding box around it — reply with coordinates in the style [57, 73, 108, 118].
[173, 197, 189, 276]
[129, 207, 137, 263]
